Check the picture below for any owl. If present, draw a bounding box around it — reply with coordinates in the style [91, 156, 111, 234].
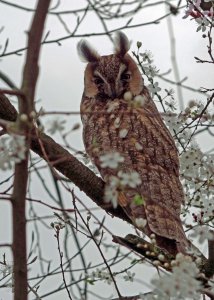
[77, 32, 189, 255]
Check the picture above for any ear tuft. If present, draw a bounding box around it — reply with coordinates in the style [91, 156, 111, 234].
[77, 39, 100, 63]
[114, 31, 130, 57]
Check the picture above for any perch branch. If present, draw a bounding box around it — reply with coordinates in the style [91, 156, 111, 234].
[0, 93, 130, 223]
[0, 93, 213, 279]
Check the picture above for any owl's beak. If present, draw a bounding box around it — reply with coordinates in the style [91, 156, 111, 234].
[110, 86, 117, 99]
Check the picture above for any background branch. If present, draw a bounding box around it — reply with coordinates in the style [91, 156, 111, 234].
[10, 1, 51, 300]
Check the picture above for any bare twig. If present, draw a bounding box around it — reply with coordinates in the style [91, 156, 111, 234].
[0, 243, 11, 247]
[72, 191, 122, 298]
[0, 12, 171, 58]
[165, 6, 184, 110]
[26, 197, 75, 212]
[54, 226, 73, 300]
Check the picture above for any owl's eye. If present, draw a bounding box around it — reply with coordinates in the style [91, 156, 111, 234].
[94, 77, 104, 85]
[121, 73, 130, 81]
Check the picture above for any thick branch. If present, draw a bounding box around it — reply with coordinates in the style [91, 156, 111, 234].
[20, 0, 51, 113]
[113, 234, 212, 282]
[0, 93, 130, 223]
[205, 238, 214, 278]
[11, 2, 51, 300]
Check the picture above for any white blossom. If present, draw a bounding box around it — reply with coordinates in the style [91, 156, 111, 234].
[144, 65, 159, 78]
[134, 95, 147, 106]
[165, 88, 175, 97]
[148, 82, 161, 98]
[104, 176, 120, 208]
[152, 253, 201, 299]
[135, 142, 143, 151]
[203, 197, 214, 218]
[140, 50, 153, 64]
[100, 152, 124, 169]
[0, 137, 12, 170]
[164, 113, 181, 131]
[118, 171, 142, 188]
[196, 17, 209, 32]
[123, 91, 133, 101]
[104, 171, 142, 207]
[196, 102, 205, 114]
[135, 218, 147, 228]
[9, 134, 26, 162]
[47, 118, 66, 134]
[123, 271, 135, 282]
[189, 226, 214, 244]
[0, 263, 12, 277]
[20, 114, 28, 122]
[114, 117, 121, 128]
[90, 268, 113, 285]
[104, 186, 119, 209]
[157, 254, 165, 262]
[138, 293, 155, 300]
[165, 99, 177, 112]
[180, 146, 204, 178]
[0, 134, 26, 170]
[119, 128, 128, 138]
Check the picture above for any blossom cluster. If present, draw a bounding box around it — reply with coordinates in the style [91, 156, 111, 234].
[162, 97, 214, 224]
[104, 170, 142, 208]
[0, 134, 26, 170]
[47, 117, 66, 135]
[185, 149, 213, 222]
[136, 46, 175, 109]
[86, 268, 136, 287]
[123, 91, 147, 107]
[184, 0, 213, 25]
[189, 225, 214, 244]
[99, 152, 142, 208]
[137, 48, 161, 99]
[100, 152, 124, 169]
[0, 260, 14, 292]
[87, 268, 113, 285]
[151, 253, 202, 300]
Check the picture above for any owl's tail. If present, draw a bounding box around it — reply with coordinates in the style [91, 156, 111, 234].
[155, 234, 189, 256]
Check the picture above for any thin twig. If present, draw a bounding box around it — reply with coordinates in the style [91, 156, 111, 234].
[72, 191, 122, 298]
[54, 227, 73, 300]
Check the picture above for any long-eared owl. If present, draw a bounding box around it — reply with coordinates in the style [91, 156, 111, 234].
[77, 32, 189, 255]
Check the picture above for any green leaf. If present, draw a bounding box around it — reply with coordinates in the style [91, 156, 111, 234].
[133, 194, 144, 205]
[86, 279, 95, 285]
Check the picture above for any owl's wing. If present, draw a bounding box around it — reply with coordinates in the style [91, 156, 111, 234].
[82, 92, 188, 254]
[122, 94, 188, 253]
[134, 93, 188, 252]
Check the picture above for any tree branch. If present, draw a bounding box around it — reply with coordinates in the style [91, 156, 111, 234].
[205, 237, 214, 278]
[0, 93, 130, 224]
[1, 92, 213, 280]
[10, 2, 51, 300]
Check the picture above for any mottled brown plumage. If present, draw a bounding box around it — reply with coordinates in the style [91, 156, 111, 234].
[77, 32, 189, 255]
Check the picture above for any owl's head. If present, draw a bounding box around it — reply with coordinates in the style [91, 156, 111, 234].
[77, 32, 143, 100]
